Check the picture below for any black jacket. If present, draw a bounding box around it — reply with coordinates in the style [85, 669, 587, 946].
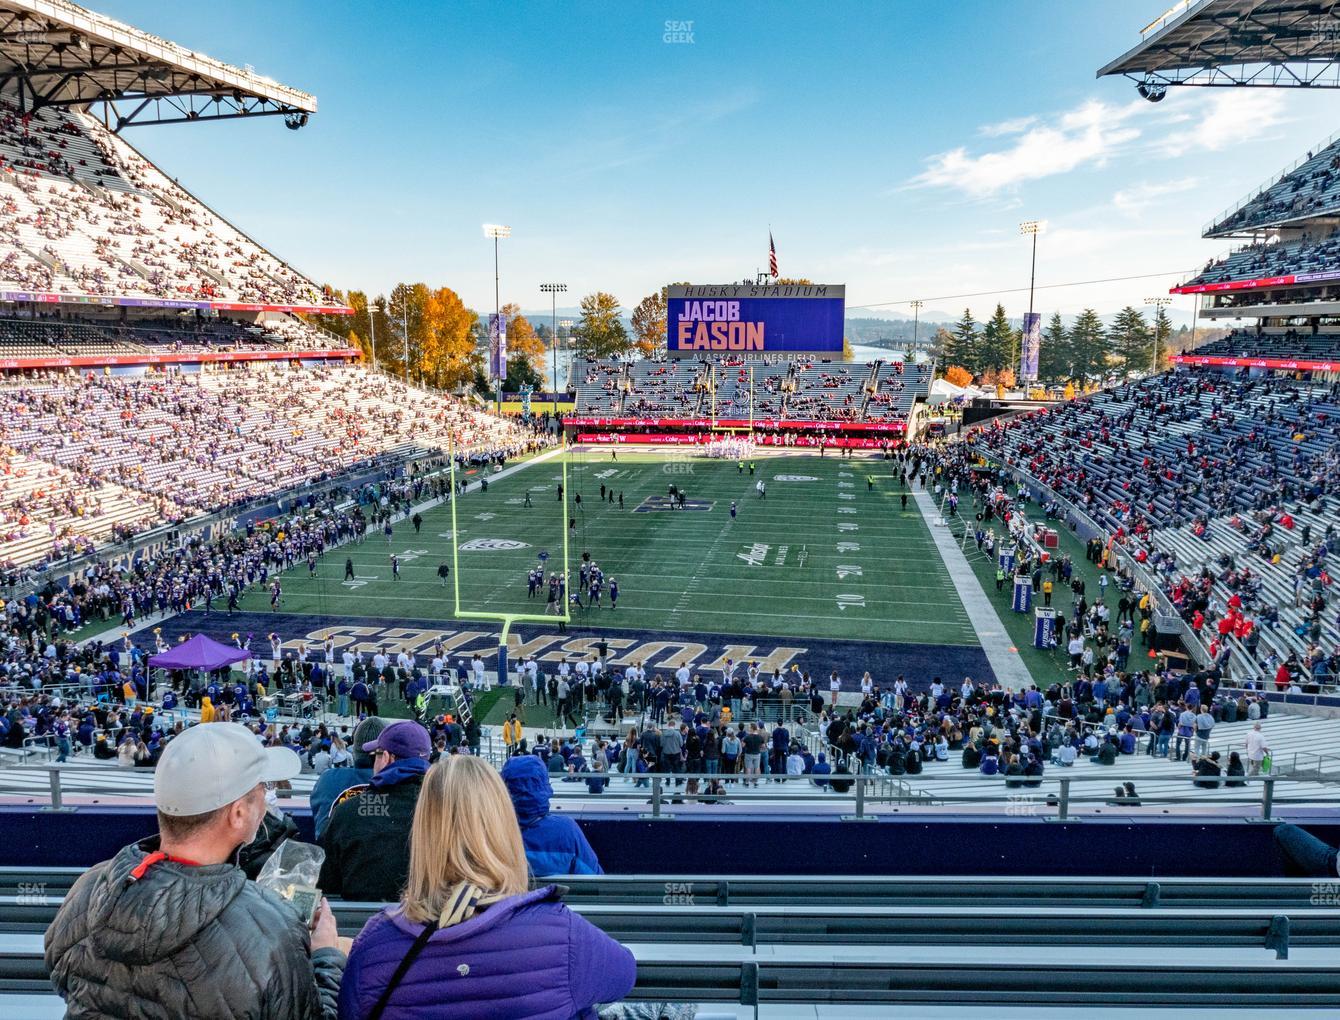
[318, 769, 424, 902]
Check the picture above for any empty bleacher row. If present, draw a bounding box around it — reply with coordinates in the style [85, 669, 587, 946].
[1, 870, 1338, 1014]
[573, 357, 930, 421]
[1186, 329, 1340, 363]
[0, 362, 539, 569]
[968, 370, 1340, 683]
[0, 97, 341, 309]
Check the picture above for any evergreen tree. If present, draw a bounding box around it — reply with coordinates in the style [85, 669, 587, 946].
[979, 303, 1017, 377]
[1151, 305, 1173, 372]
[1108, 306, 1152, 377]
[1066, 308, 1108, 382]
[1038, 311, 1069, 384]
[949, 308, 979, 377]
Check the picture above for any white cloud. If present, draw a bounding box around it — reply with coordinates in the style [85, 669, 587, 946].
[980, 115, 1038, 138]
[1157, 89, 1291, 156]
[1111, 176, 1200, 215]
[909, 99, 1142, 198]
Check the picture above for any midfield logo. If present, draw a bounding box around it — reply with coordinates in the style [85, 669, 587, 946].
[635, 495, 715, 512]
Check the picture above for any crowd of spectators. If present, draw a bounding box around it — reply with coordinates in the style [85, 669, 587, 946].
[0, 98, 343, 308]
[0, 362, 551, 571]
[963, 370, 1339, 686]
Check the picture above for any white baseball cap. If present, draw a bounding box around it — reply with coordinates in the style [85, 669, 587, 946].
[155, 722, 301, 816]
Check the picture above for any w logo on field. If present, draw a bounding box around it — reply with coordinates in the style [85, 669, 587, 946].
[459, 539, 531, 551]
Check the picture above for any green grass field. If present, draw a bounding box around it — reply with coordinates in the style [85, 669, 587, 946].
[239, 449, 978, 648]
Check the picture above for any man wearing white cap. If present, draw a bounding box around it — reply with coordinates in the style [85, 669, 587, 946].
[45, 723, 345, 1018]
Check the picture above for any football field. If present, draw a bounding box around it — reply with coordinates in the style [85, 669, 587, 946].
[237, 448, 979, 649]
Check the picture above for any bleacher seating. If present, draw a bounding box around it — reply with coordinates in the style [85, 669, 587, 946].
[573, 357, 931, 423]
[1209, 135, 1340, 235]
[969, 370, 1340, 683]
[0, 362, 539, 568]
[2, 870, 1338, 1013]
[1186, 329, 1340, 363]
[0, 97, 342, 309]
[1182, 231, 1340, 288]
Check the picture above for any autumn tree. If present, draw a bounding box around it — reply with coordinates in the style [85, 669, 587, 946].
[944, 365, 974, 387]
[420, 286, 477, 388]
[500, 303, 546, 370]
[573, 291, 632, 360]
[631, 289, 668, 358]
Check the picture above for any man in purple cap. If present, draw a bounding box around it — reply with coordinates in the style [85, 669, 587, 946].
[318, 719, 431, 902]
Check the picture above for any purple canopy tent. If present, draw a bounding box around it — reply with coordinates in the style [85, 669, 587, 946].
[147, 633, 249, 672]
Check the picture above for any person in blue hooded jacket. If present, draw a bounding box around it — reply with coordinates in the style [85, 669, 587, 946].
[500, 754, 603, 877]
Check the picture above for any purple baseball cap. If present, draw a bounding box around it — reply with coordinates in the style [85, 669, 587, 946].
[361, 720, 431, 760]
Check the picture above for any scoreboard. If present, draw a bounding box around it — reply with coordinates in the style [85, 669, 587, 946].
[666, 283, 845, 357]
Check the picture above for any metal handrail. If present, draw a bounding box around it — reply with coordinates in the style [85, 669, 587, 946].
[9, 764, 1327, 822]
[1202, 126, 1340, 236]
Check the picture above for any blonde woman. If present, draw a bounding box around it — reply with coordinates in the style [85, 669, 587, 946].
[339, 755, 635, 1019]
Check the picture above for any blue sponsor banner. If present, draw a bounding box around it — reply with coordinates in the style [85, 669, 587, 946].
[666, 284, 845, 356]
[1021, 311, 1041, 381]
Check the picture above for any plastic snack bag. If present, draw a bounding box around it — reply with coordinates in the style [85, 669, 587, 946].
[255, 838, 325, 926]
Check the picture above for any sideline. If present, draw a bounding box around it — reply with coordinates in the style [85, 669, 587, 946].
[910, 487, 1034, 690]
[74, 445, 568, 650]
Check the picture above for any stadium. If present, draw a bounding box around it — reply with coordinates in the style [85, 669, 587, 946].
[0, 0, 1339, 1017]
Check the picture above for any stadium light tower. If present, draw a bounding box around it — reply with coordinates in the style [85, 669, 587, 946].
[1145, 295, 1172, 375]
[540, 283, 567, 413]
[483, 224, 511, 409]
[909, 299, 924, 357]
[1019, 220, 1045, 384]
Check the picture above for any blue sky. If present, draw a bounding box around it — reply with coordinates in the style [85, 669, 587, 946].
[94, 0, 1340, 321]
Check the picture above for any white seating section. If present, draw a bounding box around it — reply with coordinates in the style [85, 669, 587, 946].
[0, 363, 536, 570]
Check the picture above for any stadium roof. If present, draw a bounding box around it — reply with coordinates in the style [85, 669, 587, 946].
[0, 0, 316, 128]
[1098, 0, 1340, 90]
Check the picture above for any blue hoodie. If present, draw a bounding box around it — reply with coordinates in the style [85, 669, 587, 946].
[500, 754, 603, 878]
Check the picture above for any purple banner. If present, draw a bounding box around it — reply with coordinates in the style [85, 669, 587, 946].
[488, 312, 508, 381]
[1021, 311, 1041, 382]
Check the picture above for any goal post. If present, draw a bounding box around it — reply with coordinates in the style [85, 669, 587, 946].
[448, 445, 571, 687]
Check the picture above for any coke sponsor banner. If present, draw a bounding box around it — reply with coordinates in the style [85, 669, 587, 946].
[1171, 354, 1337, 372]
[576, 433, 704, 444]
[1171, 274, 1296, 295]
[564, 416, 905, 433]
[575, 432, 895, 448]
[0, 347, 360, 370]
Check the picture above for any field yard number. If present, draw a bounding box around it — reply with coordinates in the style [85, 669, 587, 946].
[835, 593, 866, 611]
[737, 542, 770, 567]
[837, 523, 859, 532]
[837, 542, 860, 552]
[341, 574, 378, 589]
[836, 564, 863, 580]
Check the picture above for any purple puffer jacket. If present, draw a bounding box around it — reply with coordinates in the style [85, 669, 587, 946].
[338, 886, 636, 1020]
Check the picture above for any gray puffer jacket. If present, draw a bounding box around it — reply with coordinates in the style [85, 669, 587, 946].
[45, 836, 344, 1019]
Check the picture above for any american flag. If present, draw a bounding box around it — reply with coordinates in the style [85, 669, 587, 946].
[768, 232, 778, 278]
